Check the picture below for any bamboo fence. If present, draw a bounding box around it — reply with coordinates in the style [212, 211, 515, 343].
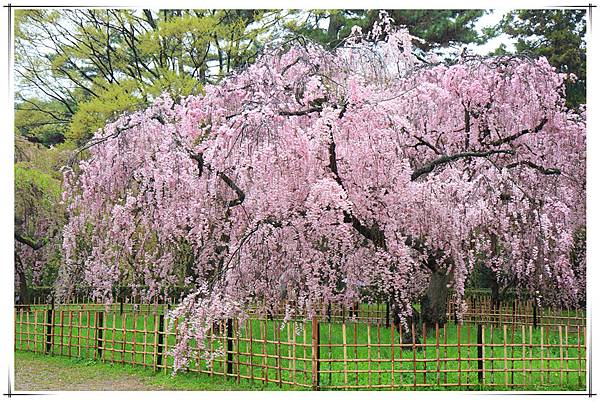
[14, 303, 586, 390]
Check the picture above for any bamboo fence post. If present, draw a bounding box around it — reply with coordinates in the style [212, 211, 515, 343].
[311, 315, 320, 391]
[457, 324, 461, 387]
[28, 309, 34, 353]
[78, 310, 82, 358]
[19, 309, 26, 351]
[521, 325, 526, 385]
[510, 324, 515, 385]
[97, 310, 104, 360]
[477, 324, 484, 385]
[121, 312, 126, 365]
[227, 319, 234, 377]
[235, 319, 240, 383]
[436, 323, 440, 386]
[262, 318, 268, 384]
[222, 321, 227, 379]
[131, 312, 137, 366]
[391, 322, 396, 388]
[158, 313, 166, 373]
[443, 324, 447, 385]
[45, 307, 53, 354]
[503, 325, 508, 387]
[342, 322, 348, 387]
[367, 323, 372, 389]
[540, 326, 545, 385]
[411, 323, 416, 388]
[68, 310, 73, 358]
[489, 325, 494, 384]
[287, 322, 292, 370]
[143, 314, 148, 367]
[303, 322, 308, 385]
[559, 325, 564, 386]
[399, 323, 404, 387]
[276, 320, 282, 387]
[378, 322, 382, 386]
[328, 320, 333, 385]
[111, 312, 117, 364]
[249, 319, 254, 382]
[578, 325, 582, 387]
[291, 321, 296, 385]
[152, 313, 159, 371]
[354, 322, 359, 386]
[565, 325, 569, 385]
[528, 325, 533, 385]
[59, 310, 64, 356]
[422, 323, 427, 384]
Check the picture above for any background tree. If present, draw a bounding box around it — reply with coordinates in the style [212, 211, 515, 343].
[494, 9, 586, 108]
[15, 9, 289, 146]
[286, 9, 486, 52]
[14, 138, 66, 305]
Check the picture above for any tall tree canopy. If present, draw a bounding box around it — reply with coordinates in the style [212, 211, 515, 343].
[287, 9, 486, 51]
[15, 9, 288, 146]
[60, 14, 585, 371]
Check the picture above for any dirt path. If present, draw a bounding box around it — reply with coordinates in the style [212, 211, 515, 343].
[14, 351, 280, 391]
[15, 354, 163, 391]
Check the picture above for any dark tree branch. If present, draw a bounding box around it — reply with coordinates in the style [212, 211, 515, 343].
[218, 172, 246, 207]
[488, 117, 548, 147]
[278, 106, 323, 116]
[323, 111, 387, 250]
[15, 232, 49, 250]
[505, 160, 561, 175]
[411, 149, 515, 181]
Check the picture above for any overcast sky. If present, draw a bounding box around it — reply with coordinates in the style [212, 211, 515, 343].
[468, 10, 516, 55]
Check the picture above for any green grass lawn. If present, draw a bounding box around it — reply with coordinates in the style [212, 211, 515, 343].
[14, 304, 587, 391]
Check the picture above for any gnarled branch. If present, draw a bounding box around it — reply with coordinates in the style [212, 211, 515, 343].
[505, 160, 561, 175]
[411, 149, 515, 181]
[488, 117, 548, 147]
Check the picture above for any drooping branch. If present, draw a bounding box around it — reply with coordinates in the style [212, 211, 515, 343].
[190, 152, 245, 207]
[488, 117, 548, 147]
[411, 149, 515, 181]
[15, 232, 49, 250]
[505, 160, 561, 175]
[325, 121, 387, 250]
[67, 115, 138, 167]
[278, 106, 323, 116]
[218, 172, 246, 207]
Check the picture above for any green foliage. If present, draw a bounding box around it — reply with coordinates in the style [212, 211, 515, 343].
[15, 9, 282, 146]
[14, 99, 68, 147]
[14, 164, 61, 210]
[287, 10, 486, 51]
[497, 10, 586, 107]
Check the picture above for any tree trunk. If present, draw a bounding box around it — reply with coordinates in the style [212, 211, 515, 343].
[15, 251, 30, 307]
[490, 277, 501, 314]
[420, 269, 450, 330]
